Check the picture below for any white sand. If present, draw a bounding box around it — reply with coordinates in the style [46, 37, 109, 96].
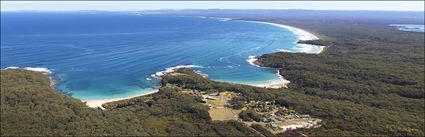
[2, 66, 159, 109]
[252, 70, 291, 89]
[239, 20, 325, 88]
[2, 19, 325, 108]
[84, 89, 159, 110]
[246, 56, 290, 88]
[202, 17, 324, 54]
[82, 64, 209, 109]
[86, 64, 206, 109]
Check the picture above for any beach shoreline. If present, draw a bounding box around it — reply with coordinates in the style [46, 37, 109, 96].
[2, 18, 325, 108]
[159, 16, 323, 89]
[238, 20, 325, 89]
[83, 89, 159, 109]
[85, 65, 205, 109]
[252, 69, 291, 89]
[238, 20, 325, 54]
[202, 16, 326, 54]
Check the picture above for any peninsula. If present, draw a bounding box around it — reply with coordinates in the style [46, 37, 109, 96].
[1, 9, 424, 137]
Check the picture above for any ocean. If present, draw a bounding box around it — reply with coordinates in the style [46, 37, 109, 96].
[1, 12, 308, 100]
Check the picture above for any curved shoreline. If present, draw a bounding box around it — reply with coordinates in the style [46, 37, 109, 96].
[88, 18, 326, 104]
[238, 20, 324, 54]
[239, 20, 324, 89]
[2, 18, 325, 108]
[202, 17, 325, 89]
[84, 89, 158, 109]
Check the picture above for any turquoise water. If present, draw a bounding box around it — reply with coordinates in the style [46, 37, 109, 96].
[1, 12, 302, 100]
[390, 24, 425, 33]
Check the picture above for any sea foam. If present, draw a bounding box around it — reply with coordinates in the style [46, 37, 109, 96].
[239, 20, 325, 88]
[235, 20, 324, 54]
[4, 66, 52, 74]
[151, 65, 203, 78]
[246, 56, 261, 67]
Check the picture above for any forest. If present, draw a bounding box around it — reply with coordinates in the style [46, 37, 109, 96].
[1, 70, 263, 136]
[1, 10, 424, 136]
[159, 10, 425, 136]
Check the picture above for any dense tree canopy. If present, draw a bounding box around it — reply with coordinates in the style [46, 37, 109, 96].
[1, 10, 424, 136]
[1, 69, 262, 136]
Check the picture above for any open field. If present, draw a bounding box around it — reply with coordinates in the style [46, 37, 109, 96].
[206, 92, 242, 121]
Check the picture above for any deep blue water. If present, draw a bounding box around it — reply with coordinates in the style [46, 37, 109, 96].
[1, 12, 302, 100]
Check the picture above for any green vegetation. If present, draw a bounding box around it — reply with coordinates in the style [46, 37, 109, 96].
[256, 22, 425, 136]
[1, 69, 261, 136]
[161, 17, 425, 135]
[297, 40, 333, 46]
[227, 96, 246, 109]
[251, 124, 276, 137]
[239, 109, 262, 122]
[1, 10, 424, 136]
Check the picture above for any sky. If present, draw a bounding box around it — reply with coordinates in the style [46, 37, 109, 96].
[1, 1, 424, 12]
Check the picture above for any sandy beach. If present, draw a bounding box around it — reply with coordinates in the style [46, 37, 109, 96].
[240, 20, 324, 54]
[86, 65, 205, 109]
[241, 20, 324, 89]
[84, 89, 158, 109]
[247, 56, 289, 88]
[205, 17, 324, 54]
[254, 70, 291, 89]
[2, 19, 324, 108]
[2, 66, 159, 109]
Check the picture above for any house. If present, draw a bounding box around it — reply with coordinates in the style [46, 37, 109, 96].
[209, 92, 219, 96]
[237, 92, 243, 96]
[286, 115, 297, 119]
[271, 123, 278, 129]
[261, 117, 268, 122]
[277, 117, 284, 121]
[299, 114, 310, 118]
[201, 98, 208, 103]
[280, 124, 305, 131]
[204, 96, 216, 100]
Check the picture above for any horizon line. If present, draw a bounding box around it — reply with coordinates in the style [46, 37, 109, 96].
[2, 9, 424, 12]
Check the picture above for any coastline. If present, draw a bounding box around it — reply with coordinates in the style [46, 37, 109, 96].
[198, 16, 325, 54]
[238, 20, 325, 89]
[170, 16, 324, 89]
[152, 65, 203, 78]
[253, 69, 291, 89]
[1, 66, 159, 109]
[2, 18, 325, 108]
[83, 89, 158, 109]
[4, 66, 52, 74]
[238, 20, 324, 54]
[86, 65, 204, 109]
[3, 67, 57, 88]
[247, 56, 262, 68]
[78, 20, 322, 107]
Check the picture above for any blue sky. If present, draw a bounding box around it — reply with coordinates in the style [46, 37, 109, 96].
[1, 1, 424, 11]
